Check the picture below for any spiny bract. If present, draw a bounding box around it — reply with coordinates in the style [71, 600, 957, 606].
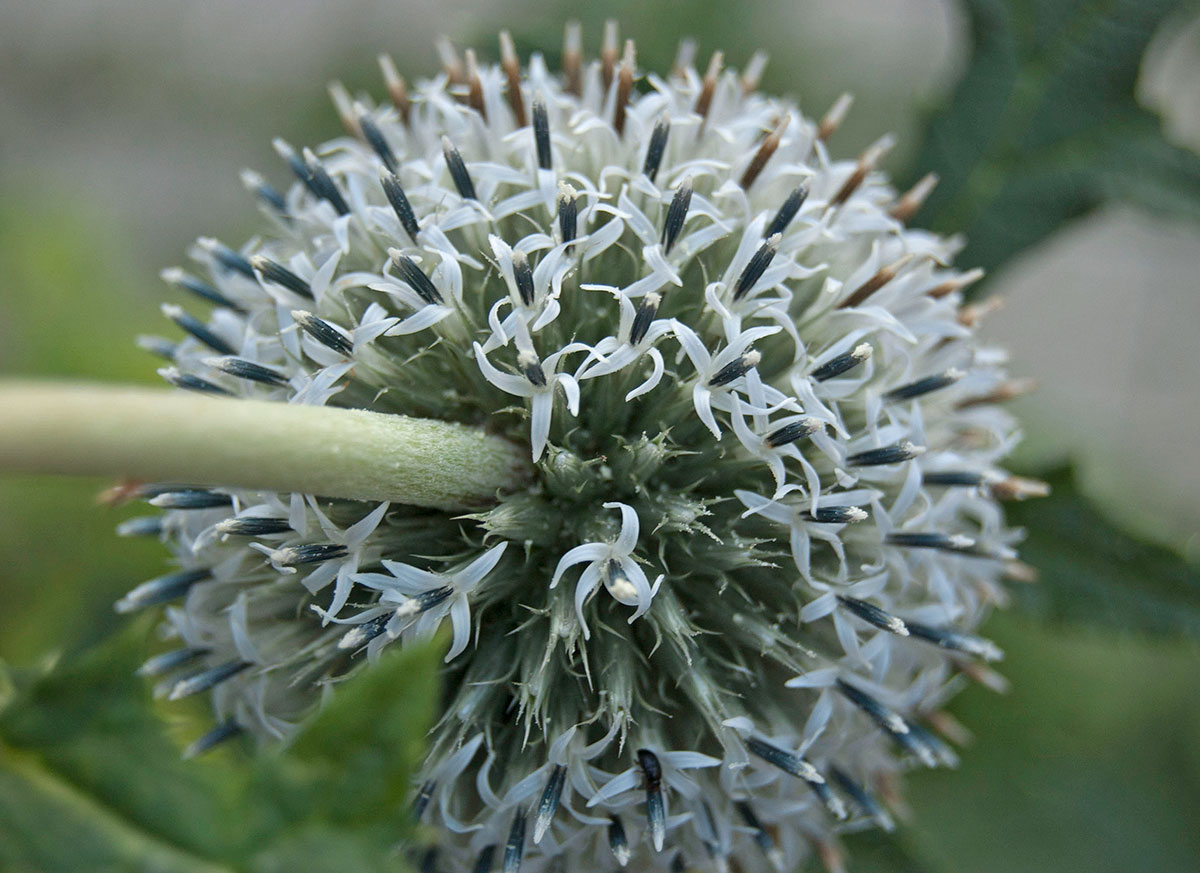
[121, 22, 1044, 873]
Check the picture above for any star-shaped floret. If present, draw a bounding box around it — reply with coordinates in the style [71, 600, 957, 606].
[550, 502, 663, 639]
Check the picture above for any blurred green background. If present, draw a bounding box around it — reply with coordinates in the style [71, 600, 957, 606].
[2, 1, 1199, 871]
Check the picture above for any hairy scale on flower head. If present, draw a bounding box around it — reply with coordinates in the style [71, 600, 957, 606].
[118, 22, 1042, 873]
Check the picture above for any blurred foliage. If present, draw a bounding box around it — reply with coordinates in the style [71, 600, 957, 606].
[1007, 466, 1200, 639]
[852, 611, 1200, 873]
[0, 201, 165, 662]
[909, 0, 1200, 284]
[0, 624, 440, 873]
[2, 1, 1200, 871]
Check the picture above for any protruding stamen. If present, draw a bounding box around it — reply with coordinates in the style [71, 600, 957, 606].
[989, 476, 1051, 501]
[661, 176, 693, 254]
[116, 515, 165, 538]
[183, 719, 243, 759]
[395, 585, 455, 618]
[886, 531, 977, 553]
[904, 721, 960, 767]
[563, 22, 582, 96]
[836, 680, 931, 765]
[413, 779, 436, 820]
[441, 136, 477, 201]
[328, 81, 358, 136]
[158, 367, 233, 396]
[137, 335, 177, 361]
[263, 542, 350, 567]
[836, 595, 909, 636]
[301, 147, 351, 215]
[205, 356, 289, 388]
[291, 309, 353, 357]
[436, 37, 464, 85]
[817, 92, 853, 141]
[337, 613, 391, 651]
[885, 368, 965, 401]
[643, 114, 671, 183]
[214, 516, 293, 536]
[381, 173, 421, 243]
[506, 248, 535, 308]
[357, 108, 398, 173]
[161, 267, 241, 311]
[841, 681, 942, 768]
[955, 377, 1037, 409]
[672, 39, 697, 79]
[740, 117, 789, 189]
[607, 814, 631, 867]
[250, 255, 314, 300]
[532, 98, 552, 171]
[694, 51, 723, 123]
[810, 342, 872, 381]
[764, 417, 823, 448]
[168, 660, 251, 701]
[556, 182, 578, 245]
[136, 646, 209, 678]
[829, 134, 893, 207]
[149, 489, 232, 509]
[741, 50, 769, 94]
[389, 251, 444, 305]
[464, 49, 486, 119]
[828, 767, 894, 831]
[503, 807, 526, 873]
[630, 292, 662, 345]
[239, 169, 288, 218]
[764, 183, 810, 239]
[533, 764, 566, 844]
[378, 54, 411, 125]
[838, 252, 914, 309]
[636, 749, 665, 852]
[709, 349, 761, 387]
[957, 295, 1004, 329]
[746, 736, 822, 783]
[273, 138, 322, 200]
[472, 845, 497, 873]
[802, 505, 868, 524]
[746, 737, 846, 818]
[928, 267, 985, 299]
[923, 470, 987, 488]
[890, 172, 939, 223]
[518, 349, 547, 387]
[733, 234, 780, 301]
[500, 32, 527, 126]
[905, 622, 1003, 661]
[846, 441, 925, 466]
[116, 567, 212, 613]
[601, 20, 619, 92]
[613, 40, 635, 137]
[161, 303, 236, 356]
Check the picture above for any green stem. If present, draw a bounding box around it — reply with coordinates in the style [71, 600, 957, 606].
[0, 381, 529, 510]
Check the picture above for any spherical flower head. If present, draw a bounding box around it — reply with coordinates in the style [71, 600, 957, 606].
[120, 24, 1041, 872]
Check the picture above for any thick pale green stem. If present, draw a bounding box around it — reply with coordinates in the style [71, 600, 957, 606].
[0, 381, 529, 510]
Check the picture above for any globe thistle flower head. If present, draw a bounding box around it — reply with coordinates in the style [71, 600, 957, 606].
[120, 22, 1043, 872]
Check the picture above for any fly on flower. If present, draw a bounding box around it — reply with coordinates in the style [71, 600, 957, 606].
[119, 20, 1042, 873]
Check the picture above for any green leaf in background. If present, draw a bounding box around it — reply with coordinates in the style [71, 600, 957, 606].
[0, 624, 243, 873]
[283, 637, 440, 822]
[0, 623, 440, 873]
[1006, 465, 1200, 638]
[908, 0, 1200, 282]
[855, 611, 1200, 873]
